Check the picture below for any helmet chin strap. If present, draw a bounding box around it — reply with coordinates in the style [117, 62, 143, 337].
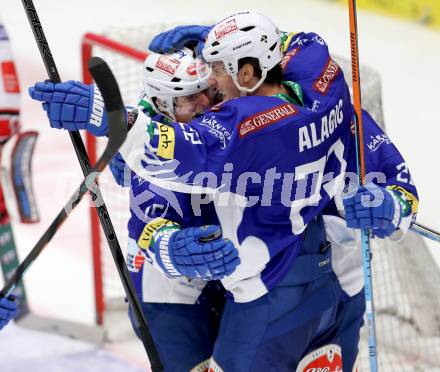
[231, 70, 268, 96]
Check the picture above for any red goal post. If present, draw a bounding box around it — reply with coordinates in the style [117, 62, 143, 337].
[81, 32, 148, 326]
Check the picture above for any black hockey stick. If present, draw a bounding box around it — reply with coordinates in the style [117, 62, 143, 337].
[0, 56, 125, 297]
[20, 1, 163, 371]
[1, 57, 162, 371]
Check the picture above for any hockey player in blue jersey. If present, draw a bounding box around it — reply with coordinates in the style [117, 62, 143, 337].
[28, 11, 418, 371]
[112, 45, 362, 371]
[113, 48, 236, 371]
[119, 16, 418, 370]
[146, 17, 419, 369]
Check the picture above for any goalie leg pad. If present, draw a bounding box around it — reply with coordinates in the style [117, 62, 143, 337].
[0, 131, 39, 223]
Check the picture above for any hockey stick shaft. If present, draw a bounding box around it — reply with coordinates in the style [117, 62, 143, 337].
[21, 2, 163, 370]
[348, 1, 379, 370]
[411, 222, 440, 243]
[1, 172, 108, 298]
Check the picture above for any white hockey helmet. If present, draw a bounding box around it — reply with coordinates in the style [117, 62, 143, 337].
[143, 47, 210, 120]
[202, 11, 282, 93]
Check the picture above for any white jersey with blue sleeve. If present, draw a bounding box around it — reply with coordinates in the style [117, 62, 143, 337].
[121, 31, 418, 303]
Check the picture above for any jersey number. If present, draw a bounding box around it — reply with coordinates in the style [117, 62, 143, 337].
[290, 139, 346, 234]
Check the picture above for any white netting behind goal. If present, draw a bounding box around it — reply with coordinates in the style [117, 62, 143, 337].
[82, 26, 440, 370]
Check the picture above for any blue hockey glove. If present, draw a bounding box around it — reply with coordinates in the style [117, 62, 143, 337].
[149, 25, 212, 56]
[152, 224, 240, 280]
[29, 80, 115, 137]
[342, 183, 403, 238]
[109, 153, 131, 187]
[0, 295, 18, 330]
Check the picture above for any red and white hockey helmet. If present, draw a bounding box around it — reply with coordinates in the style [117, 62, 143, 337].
[143, 47, 210, 120]
[202, 11, 282, 93]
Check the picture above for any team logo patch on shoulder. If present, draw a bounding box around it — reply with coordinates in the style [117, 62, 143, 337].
[313, 58, 340, 95]
[215, 18, 238, 39]
[296, 344, 342, 372]
[281, 48, 300, 71]
[200, 115, 231, 149]
[367, 134, 392, 152]
[155, 56, 181, 76]
[157, 123, 175, 159]
[238, 103, 298, 138]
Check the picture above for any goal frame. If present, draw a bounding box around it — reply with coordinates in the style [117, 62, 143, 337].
[81, 32, 148, 325]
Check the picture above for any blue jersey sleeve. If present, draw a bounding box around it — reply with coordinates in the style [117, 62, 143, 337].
[346, 110, 419, 233]
[281, 32, 347, 110]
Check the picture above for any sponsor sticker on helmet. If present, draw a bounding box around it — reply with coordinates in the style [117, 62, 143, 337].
[238, 103, 298, 138]
[313, 58, 340, 95]
[187, 63, 197, 76]
[157, 123, 175, 159]
[155, 56, 181, 76]
[296, 344, 342, 372]
[214, 18, 238, 40]
[186, 60, 208, 77]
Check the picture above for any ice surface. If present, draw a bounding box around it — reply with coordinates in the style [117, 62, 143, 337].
[0, 0, 439, 370]
[0, 323, 144, 371]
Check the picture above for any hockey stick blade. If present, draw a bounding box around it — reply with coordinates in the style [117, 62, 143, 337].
[0, 57, 127, 298]
[88, 56, 127, 169]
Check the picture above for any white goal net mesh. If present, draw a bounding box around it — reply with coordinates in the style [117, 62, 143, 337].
[82, 25, 440, 370]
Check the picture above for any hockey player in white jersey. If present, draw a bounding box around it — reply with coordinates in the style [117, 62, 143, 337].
[106, 48, 236, 371]
[29, 11, 418, 371]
